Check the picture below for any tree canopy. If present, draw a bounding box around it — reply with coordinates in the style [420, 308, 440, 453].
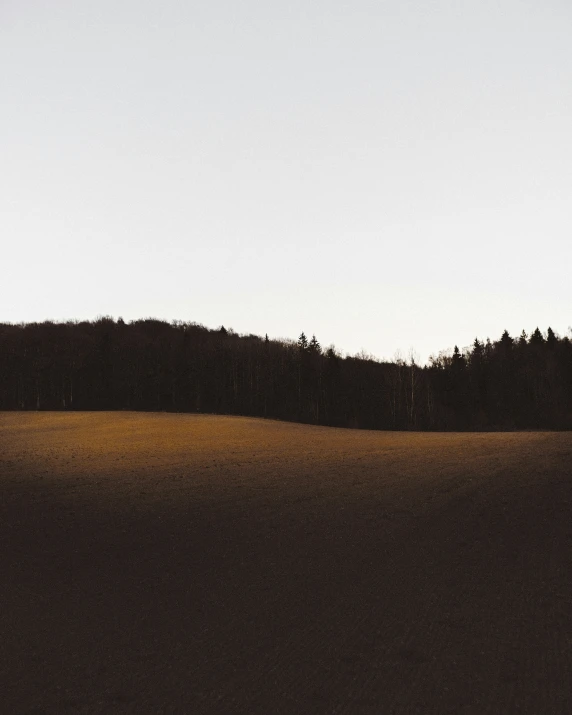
[1, 318, 571, 430]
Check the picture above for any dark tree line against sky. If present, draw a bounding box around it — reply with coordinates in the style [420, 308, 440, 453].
[1, 318, 571, 430]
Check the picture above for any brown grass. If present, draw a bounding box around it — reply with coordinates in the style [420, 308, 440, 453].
[2, 412, 572, 713]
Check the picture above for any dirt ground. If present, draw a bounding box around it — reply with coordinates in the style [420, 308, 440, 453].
[1, 412, 572, 714]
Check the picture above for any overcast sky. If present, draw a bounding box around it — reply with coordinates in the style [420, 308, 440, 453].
[2, 0, 571, 362]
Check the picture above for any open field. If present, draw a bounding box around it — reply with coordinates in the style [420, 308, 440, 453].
[2, 412, 572, 714]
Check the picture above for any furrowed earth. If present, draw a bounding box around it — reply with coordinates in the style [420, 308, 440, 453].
[2, 412, 571, 714]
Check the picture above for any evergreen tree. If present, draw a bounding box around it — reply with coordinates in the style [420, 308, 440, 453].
[452, 345, 465, 370]
[308, 334, 321, 354]
[530, 327, 544, 345]
[471, 338, 484, 364]
[499, 330, 514, 350]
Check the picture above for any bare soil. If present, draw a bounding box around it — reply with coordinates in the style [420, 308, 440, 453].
[1, 412, 572, 714]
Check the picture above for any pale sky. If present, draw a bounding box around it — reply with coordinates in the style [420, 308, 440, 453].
[2, 0, 571, 363]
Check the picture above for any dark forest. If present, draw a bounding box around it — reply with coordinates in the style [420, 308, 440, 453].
[1, 318, 571, 430]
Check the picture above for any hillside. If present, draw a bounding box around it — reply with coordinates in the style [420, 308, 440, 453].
[2, 318, 572, 430]
[2, 412, 572, 713]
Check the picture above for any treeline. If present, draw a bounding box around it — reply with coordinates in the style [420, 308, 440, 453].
[1, 318, 571, 430]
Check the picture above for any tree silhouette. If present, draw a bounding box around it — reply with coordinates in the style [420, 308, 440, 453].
[530, 327, 544, 346]
[1, 319, 571, 431]
[308, 334, 321, 354]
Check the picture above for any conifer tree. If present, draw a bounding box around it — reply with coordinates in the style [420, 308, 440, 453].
[452, 345, 465, 370]
[308, 334, 321, 354]
[530, 327, 544, 345]
[471, 338, 484, 363]
[500, 330, 514, 349]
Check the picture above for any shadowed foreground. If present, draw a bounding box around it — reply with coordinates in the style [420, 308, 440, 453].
[2, 412, 572, 714]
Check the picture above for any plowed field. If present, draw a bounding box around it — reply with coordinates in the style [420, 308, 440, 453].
[2, 412, 572, 714]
